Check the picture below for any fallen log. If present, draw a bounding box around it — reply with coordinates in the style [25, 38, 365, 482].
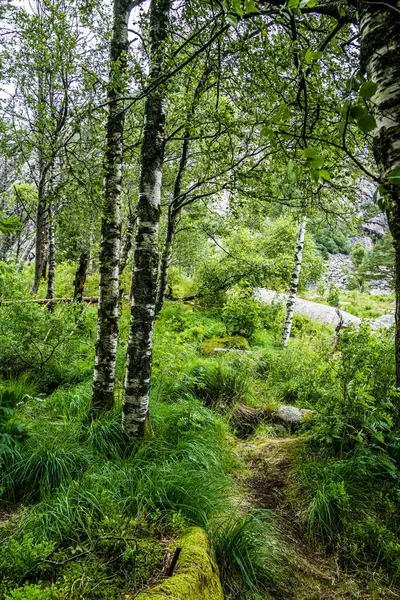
[0, 296, 99, 305]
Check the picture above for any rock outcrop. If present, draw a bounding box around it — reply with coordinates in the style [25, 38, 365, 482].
[255, 288, 394, 331]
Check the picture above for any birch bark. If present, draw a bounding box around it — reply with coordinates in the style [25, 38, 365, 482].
[74, 250, 89, 302]
[281, 217, 307, 348]
[91, 0, 131, 410]
[31, 162, 47, 295]
[155, 133, 189, 316]
[122, 0, 172, 436]
[46, 202, 55, 306]
[359, 0, 400, 382]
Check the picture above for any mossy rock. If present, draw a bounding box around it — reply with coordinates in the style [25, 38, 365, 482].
[201, 336, 250, 355]
[136, 527, 224, 600]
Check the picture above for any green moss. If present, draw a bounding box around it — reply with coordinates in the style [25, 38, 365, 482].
[136, 527, 224, 600]
[201, 336, 250, 355]
[54, 537, 166, 600]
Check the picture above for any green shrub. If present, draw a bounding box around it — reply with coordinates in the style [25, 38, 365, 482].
[222, 290, 263, 337]
[327, 283, 340, 307]
[0, 378, 30, 456]
[0, 534, 55, 581]
[4, 584, 54, 600]
[0, 302, 96, 389]
[346, 518, 400, 580]
[309, 325, 396, 453]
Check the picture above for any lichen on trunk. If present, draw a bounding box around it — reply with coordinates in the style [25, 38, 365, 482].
[122, 0, 172, 437]
[281, 217, 307, 348]
[359, 0, 400, 382]
[91, 0, 132, 411]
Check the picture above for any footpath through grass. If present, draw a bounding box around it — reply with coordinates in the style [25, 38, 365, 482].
[1, 299, 400, 599]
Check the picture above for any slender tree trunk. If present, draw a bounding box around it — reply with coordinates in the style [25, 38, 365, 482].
[46, 202, 55, 307]
[155, 67, 211, 316]
[281, 217, 307, 348]
[88, 219, 94, 274]
[31, 167, 47, 295]
[359, 1, 400, 382]
[155, 206, 179, 316]
[119, 210, 136, 276]
[122, 0, 172, 437]
[74, 250, 89, 301]
[91, 0, 131, 411]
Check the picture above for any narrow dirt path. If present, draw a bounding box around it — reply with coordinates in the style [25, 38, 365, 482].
[236, 435, 400, 600]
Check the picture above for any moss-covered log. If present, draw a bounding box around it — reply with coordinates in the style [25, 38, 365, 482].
[136, 528, 224, 600]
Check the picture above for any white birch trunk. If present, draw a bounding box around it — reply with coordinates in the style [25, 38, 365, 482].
[359, 2, 400, 383]
[92, 0, 131, 411]
[45, 202, 55, 306]
[122, 0, 171, 437]
[281, 217, 307, 348]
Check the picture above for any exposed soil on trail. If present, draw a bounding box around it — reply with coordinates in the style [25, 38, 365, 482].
[236, 435, 400, 600]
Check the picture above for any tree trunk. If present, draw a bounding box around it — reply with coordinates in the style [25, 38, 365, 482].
[155, 67, 210, 316]
[91, 0, 131, 411]
[155, 206, 179, 316]
[359, 1, 400, 382]
[281, 217, 307, 348]
[119, 210, 137, 276]
[88, 218, 94, 274]
[122, 0, 171, 437]
[74, 250, 89, 301]
[45, 202, 55, 307]
[31, 167, 47, 295]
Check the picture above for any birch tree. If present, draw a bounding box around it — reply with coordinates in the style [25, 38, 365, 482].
[122, 0, 172, 436]
[358, 1, 400, 383]
[91, 0, 136, 411]
[281, 216, 307, 347]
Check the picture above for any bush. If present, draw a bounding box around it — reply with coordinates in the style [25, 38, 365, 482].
[5, 584, 54, 600]
[327, 283, 340, 308]
[0, 377, 30, 456]
[310, 325, 396, 453]
[0, 302, 96, 389]
[0, 534, 55, 581]
[222, 289, 263, 337]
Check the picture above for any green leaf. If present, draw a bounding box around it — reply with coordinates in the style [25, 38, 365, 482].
[305, 49, 323, 64]
[245, 0, 260, 12]
[287, 0, 300, 7]
[287, 159, 297, 182]
[231, 0, 244, 15]
[338, 5, 346, 16]
[260, 124, 273, 137]
[226, 13, 238, 26]
[303, 148, 319, 159]
[388, 168, 400, 185]
[313, 156, 324, 169]
[305, 49, 313, 64]
[310, 168, 320, 182]
[350, 105, 368, 120]
[320, 170, 331, 181]
[357, 114, 377, 133]
[360, 80, 378, 100]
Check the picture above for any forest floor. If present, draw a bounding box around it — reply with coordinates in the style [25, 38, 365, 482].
[236, 433, 400, 600]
